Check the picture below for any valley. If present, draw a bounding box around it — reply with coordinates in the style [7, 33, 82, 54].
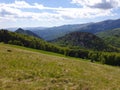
[0, 18, 120, 90]
[1, 0, 120, 89]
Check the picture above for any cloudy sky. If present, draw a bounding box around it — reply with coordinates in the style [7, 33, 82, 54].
[0, 0, 120, 28]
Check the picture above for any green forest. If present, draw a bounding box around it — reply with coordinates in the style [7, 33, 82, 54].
[96, 28, 120, 48]
[0, 29, 120, 66]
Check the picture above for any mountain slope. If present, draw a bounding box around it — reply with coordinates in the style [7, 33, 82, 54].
[80, 19, 120, 33]
[51, 31, 113, 51]
[33, 23, 92, 41]
[96, 28, 120, 48]
[15, 28, 41, 39]
[33, 19, 120, 41]
[0, 43, 120, 90]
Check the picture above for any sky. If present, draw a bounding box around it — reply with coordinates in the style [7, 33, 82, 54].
[0, 0, 120, 28]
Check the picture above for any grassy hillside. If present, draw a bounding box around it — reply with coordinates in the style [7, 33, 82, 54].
[0, 43, 120, 90]
[96, 28, 120, 48]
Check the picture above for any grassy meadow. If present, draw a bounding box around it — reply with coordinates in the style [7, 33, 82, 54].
[0, 43, 120, 90]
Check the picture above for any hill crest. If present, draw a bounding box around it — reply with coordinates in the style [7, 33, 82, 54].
[15, 28, 41, 39]
[52, 31, 112, 51]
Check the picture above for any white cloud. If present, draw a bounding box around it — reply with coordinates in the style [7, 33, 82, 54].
[0, 1, 61, 21]
[71, 0, 120, 9]
[14, 0, 31, 8]
[0, 0, 45, 9]
[56, 7, 114, 19]
[0, 0, 117, 23]
[72, 0, 102, 7]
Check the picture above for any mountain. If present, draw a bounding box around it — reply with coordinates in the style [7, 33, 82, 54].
[15, 28, 41, 39]
[4, 19, 120, 41]
[80, 19, 120, 33]
[23, 27, 48, 31]
[51, 31, 115, 51]
[32, 19, 120, 41]
[96, 28, 120, 48]
[0, 29, 120, 66]
[33, 23, 93, 41]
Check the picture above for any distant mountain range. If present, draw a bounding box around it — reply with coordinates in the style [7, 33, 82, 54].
[6, 27, 47, 31]
[96, 28, 120, 48]
[32, 19, 120, 41]
[5, 18, 120, 41]
[15, 28, 41, 39]
[33, 23, 92, 41]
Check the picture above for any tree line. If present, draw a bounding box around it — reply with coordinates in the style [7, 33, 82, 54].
[0, 30, 120, 66]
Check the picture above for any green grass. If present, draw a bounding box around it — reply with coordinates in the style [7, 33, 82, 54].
[6, 43, 65, 57]
[0, 43, 120, 90]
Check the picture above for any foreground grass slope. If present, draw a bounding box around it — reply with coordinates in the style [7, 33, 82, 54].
[0, 43, 120, 90]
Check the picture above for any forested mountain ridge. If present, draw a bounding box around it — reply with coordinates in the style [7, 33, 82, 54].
[0, 29, 63, 54]
[96, 28, 120, 48]
[15, 28, 41, 39]
[51, 31, 117, 51]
